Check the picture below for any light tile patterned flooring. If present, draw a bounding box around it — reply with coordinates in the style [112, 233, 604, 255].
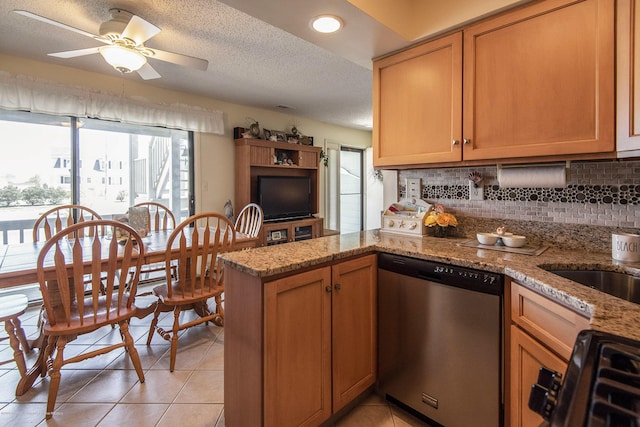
[0, 300, 428, 426]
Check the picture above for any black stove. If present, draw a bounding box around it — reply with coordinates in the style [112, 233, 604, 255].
[529, 330, 640, 427]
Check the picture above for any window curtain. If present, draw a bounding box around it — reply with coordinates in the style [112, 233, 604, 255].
[0, 71, 224, 134]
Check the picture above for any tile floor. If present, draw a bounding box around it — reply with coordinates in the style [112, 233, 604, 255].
[0, 300, 428, 427]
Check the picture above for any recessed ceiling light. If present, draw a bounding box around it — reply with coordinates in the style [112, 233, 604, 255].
[311, 15, 343, 33]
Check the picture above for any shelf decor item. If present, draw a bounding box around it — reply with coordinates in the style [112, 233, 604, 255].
[380, 198, 431, 236]
[299, 135, 314, 146]
[274, 131, 286, 142]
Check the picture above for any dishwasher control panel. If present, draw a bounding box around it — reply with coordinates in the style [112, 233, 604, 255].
[378, 253, 504, 296]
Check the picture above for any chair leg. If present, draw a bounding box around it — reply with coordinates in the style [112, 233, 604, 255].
[45, 336, 67, 420]
[146, 306, 160, 346]
[169, 306, 181, 372]
[213, 294, 224, 327]
[41, 335, 56, 378]
[119, 321, 145, 383]
[5, 318, 28, 377]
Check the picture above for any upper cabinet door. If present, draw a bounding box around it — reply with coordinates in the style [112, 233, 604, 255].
[373, 32, 462, 167]
[462, 0, 614, 161]
[617, 0, 640, 157]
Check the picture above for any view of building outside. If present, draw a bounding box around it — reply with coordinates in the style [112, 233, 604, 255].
[0, 110, 191, 245]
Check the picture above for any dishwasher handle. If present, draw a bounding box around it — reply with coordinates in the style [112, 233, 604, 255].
[416, 269, 443, 282]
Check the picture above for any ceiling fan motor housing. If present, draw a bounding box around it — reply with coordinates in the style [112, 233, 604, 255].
[99, 9, 133, 42]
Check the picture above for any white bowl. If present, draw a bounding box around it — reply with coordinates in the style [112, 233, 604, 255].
[501, 235, 527, 248]
[477, 233, 498, 245]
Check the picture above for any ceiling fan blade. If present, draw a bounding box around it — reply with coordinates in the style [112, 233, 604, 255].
[150, 48, 209, 71]
[13, 10, 101, 41]
[49, 47, 101, 59]
[137, 63, 161, 80]
[122, 15, 161, 45]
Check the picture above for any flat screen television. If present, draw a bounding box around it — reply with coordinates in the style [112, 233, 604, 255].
[258, 175, 312, 222]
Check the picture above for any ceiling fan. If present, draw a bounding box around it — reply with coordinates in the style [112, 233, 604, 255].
[14, 8, 209, 80]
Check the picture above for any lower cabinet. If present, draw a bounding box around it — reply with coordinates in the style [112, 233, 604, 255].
[510, 325, 568, 427]
[265, 267, 333, 426]
[265, 254, 377, 426]
[224, 254, 377, 427]
[509, 280, 590, 427]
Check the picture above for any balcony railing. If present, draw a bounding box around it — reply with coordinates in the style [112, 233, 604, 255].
[0, 219, 37, 245]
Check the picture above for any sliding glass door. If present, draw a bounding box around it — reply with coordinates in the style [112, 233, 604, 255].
[0, 110, 193, 245]
[77, 118, 192, 221]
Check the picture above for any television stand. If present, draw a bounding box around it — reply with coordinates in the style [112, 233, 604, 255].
[234, 138, 323, 247]
[263, 217, 324, 246]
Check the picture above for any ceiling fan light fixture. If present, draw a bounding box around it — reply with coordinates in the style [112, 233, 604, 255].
[99, 45, 146, 73]
[311, 15, 343, 33]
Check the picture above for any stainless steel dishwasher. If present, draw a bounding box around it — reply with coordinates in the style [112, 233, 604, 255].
[377, 253, 504, 427]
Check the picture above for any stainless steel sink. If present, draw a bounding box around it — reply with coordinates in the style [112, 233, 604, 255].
[547, 270, 640, 304]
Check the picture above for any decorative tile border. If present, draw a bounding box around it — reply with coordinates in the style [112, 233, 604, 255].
[399, 184, 640, 205]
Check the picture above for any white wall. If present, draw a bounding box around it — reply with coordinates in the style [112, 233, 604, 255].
[0, 54, 372, 220]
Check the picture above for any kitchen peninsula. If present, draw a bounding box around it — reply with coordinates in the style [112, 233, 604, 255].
[220, 230, 640, 426]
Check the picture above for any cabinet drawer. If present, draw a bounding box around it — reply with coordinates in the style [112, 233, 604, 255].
[511, 282, 590, 360]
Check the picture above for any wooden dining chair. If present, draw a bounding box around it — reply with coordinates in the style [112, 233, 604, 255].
[131, 202, 176, 285]
[33, 205, 107, 296]
[0, 294, 31, 395]
[32, 204, 102, 242]
[36, 220, 146, 419]
[234, 203, 263, 239]
[146, 212, 236, 372]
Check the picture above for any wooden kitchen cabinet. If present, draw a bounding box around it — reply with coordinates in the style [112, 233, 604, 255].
[373, 32, 462, 167]
[265, 254, 377, 426]
[225, 254, 377, 427]
[463, 0, 614, 161]
[510, 324, 567, 427]
[264, 267, 333, 427]
[330, 255, 377, 412]
[509, 281, 590, 427]
[617, 0, 640, 157]
[373, 0, 614, 167]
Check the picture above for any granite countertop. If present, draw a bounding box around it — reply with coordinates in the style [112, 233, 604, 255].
[220, 229, 640, 341]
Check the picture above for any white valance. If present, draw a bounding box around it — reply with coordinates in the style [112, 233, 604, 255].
[0, 71, 224, 134]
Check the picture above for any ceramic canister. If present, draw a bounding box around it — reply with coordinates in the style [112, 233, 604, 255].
[612, 232, 640, 262]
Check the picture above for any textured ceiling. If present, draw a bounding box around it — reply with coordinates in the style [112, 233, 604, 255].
[0, 0, 530, 130]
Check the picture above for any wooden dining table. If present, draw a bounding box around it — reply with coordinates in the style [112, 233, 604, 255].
[0, 228, 259, 395]
[0, 228, 259, 289]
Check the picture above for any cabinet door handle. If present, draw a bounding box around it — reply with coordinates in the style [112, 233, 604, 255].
[334, 283, 341, 291]
[463, 138, 471, 145]
[451, 140, 459, 146]
[325, 286, 332, 293]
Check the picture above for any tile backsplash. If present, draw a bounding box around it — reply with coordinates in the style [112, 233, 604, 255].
[398, 160, 640, 252]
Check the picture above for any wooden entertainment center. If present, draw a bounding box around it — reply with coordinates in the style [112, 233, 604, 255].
[234, 138, 324, 246]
